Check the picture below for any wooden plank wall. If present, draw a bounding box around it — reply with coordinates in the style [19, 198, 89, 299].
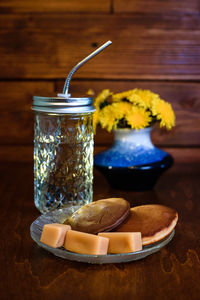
[0, 0, 200, 162]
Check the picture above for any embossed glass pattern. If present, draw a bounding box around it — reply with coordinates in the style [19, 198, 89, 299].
[34, 112, 93, 213]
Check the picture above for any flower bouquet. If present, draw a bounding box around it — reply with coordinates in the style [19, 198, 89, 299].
[93, 88, 175, 191]
[93, 89, 175, 133]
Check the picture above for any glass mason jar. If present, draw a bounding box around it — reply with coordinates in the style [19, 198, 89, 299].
[32, 96, 95, 213]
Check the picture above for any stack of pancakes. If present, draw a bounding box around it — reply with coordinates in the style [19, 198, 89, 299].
[64, 198, 178, 246]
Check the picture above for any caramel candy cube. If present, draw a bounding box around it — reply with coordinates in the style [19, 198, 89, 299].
[40, 223, 71, 248]
[64, 230, 109, 255]
[98, 232, 142, 254]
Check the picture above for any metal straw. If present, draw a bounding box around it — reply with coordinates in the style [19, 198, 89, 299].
[61, 40, 112, 97]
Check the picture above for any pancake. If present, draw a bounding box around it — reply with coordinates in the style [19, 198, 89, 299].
[64, 198, 130, 234]
[115, 204, 178, 245]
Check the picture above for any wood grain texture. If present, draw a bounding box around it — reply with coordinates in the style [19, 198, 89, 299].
[114, 0, 200, 14]
[0, 81, 54, 145]
[0, 145, 33, 162]
[0, 152, 199, 300]
[0, 13, 200, 79]
[1, 81, 55, 112]
[0, 0, 110, 13]
[1, 80, 200, 146]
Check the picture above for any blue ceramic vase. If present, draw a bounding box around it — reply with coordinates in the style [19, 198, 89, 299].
[94, 128, 173, 190]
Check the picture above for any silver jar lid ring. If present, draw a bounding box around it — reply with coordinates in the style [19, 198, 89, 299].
[57, 93, 71, 98]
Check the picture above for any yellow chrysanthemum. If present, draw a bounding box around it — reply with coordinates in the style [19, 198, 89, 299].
[151, 98, 175, 130]
[128, 89, 160, 109]
[99, 105, 119, 132]
[93, 89, 112, 109]
[126, 107, 152, 130]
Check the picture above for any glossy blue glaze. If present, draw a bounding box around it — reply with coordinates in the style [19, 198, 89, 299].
[95, 128, 167, 167]
[94, 128, 173, 190]
[95, 145, 167, 167]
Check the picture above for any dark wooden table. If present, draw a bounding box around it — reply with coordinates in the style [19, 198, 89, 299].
[1, 148, 200, 300]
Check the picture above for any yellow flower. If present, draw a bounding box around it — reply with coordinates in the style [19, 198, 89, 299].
[99, 105, 118, 132]
[128, 89, 160, 109]
[93, 89, 112, 109]
[111, 102, 133, 119]
[112, 90, 135, 102]
[112, 88, 160, 109]
[93, 109, 100, 134]
[126, 106, 152, 130]
[98, 102, 133, 131]
[92, 88, 175, 133]
[87, 89, 95, 96]
[151, 98, 175, 130]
